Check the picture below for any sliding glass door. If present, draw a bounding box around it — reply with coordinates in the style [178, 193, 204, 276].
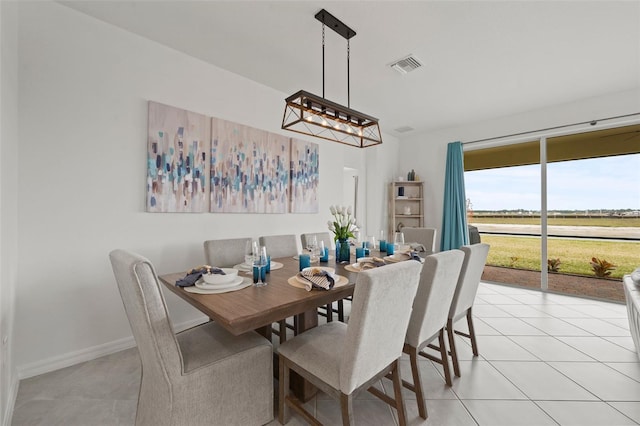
[463, 123, 640, 301]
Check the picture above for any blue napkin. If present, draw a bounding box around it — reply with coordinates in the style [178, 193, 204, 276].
[176, 266, 225, 287]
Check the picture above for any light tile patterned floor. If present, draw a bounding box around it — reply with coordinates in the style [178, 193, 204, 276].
[11, 282, 640, 425]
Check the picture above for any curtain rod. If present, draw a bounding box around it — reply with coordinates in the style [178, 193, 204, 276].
[462, 112, 640, 145]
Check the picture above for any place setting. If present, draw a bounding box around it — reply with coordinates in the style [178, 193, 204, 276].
[175, 266, 252, 294]
[287, 256, 348, 291]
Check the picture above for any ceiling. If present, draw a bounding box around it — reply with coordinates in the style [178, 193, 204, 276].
[59, 1, 640, 138]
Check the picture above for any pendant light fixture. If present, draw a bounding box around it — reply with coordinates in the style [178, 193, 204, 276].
[281, 9, 382, 148]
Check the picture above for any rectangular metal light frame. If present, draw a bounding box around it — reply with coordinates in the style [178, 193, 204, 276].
[282, 90, 382, 148]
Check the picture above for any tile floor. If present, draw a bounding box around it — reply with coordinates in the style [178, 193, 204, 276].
[11, 282, 640, 425]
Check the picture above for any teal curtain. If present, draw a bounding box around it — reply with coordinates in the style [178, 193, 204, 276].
[440, 141, 469, 251]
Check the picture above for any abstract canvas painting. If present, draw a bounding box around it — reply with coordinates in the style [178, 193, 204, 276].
[146, 101, 210, 212]
[290, 138, 319, 213]
[210, 118, 289, 213]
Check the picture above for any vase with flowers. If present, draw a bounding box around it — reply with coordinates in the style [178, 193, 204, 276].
[327, 205, 359, 263]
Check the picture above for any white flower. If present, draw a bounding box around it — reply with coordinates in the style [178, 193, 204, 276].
[347, 206, 352, 215]
[329, 205, 336, 215]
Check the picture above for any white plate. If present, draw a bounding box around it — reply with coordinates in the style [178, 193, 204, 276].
[384, 253, 411, 263]
[195, 276, 244, 290]
[186, 277, 252, 294]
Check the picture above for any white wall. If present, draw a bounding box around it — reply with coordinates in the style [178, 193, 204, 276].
[0, 1, 19, 423]
[14, 2, 400, 377]
[401, 88, 640, 249]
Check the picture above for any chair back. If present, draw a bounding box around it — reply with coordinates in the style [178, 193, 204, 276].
[259, 234, 298, 258]
[405, 250, 465, 347]
[402, 227, 437, 254]
[109, 250, 181, 381]
[449, 243, 490, 321]
[301, 232, 334, 250]
[204, 237, 251, 267]
[340, 260, 422, 394]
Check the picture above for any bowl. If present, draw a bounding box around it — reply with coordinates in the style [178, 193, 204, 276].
[201, 268, 238, 285]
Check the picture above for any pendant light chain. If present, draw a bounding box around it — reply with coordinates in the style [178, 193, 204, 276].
[347, 38, 350, 108]
[322, 23, 325, 99]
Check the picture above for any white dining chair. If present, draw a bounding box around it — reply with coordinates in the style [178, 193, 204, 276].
[447, 243, 490, 378]
[277, 260, 422, 426]
[402, 227, 437, 255]
[403, 249, 465, 419]
[109, 249, 273, 426]
[203, 237, 251, 267]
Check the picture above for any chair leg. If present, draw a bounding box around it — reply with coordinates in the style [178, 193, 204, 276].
[279, 320, 287, 344]
[278, 357, 290, 425]
[338, 299, 345, 322]
[408, 347, 427, 419]
[447, 318, 461, 378]
[340, 393, 354, 426]
[326, 303, 333, 322]
[466, 308, 479, 356]
[390, 360, 408, 426]
[438, 328, 453, 386]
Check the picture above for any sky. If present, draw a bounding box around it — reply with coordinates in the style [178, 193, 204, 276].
[464, 153, 640, 211]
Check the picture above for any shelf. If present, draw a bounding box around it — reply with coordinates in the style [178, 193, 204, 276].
[388, 181, 424, 238]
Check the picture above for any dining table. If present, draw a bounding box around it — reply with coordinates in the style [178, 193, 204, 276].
[159, 254, 361, 401]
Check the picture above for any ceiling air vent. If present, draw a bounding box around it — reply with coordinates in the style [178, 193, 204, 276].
[394, 126, 414, 133]
[390, 55, 422, 74]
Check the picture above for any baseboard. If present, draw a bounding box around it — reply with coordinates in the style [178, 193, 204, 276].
[2, 375, 18, 426]
[16, 316, 207, 380]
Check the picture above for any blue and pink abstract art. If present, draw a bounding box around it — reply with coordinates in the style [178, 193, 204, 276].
[146, 102, 209, 212]
[210, 118, 290, 213]
[146, 101, 320, 214]
[290, 138, 319, 213]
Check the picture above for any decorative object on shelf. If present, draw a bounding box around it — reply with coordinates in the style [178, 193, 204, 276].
[281, 9, 382, 148]
[407, 169, 416, 181]
[398, 186, 405, 197]
[404, 206, 412, 215]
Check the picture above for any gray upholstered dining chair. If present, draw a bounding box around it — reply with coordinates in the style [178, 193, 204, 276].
[447, 243, 490, 378]
[402, 227, 437, 255]
[301, 231, 344, 322]
[109, 249, 273, 426]
[259, 234, 300, 342]
[203, 237, 251, 267]
[259, 234, 299, 258]
[300, 232, 334, 251]
[403, 249, 465, 419]
[277, 260, 422, 426]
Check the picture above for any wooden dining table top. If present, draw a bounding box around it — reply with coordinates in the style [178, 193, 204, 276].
[159, 256, 357, 336]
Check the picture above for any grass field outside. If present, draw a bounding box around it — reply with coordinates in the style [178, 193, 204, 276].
[470, 216, 640, 227]
[481, 234, 640, 279]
